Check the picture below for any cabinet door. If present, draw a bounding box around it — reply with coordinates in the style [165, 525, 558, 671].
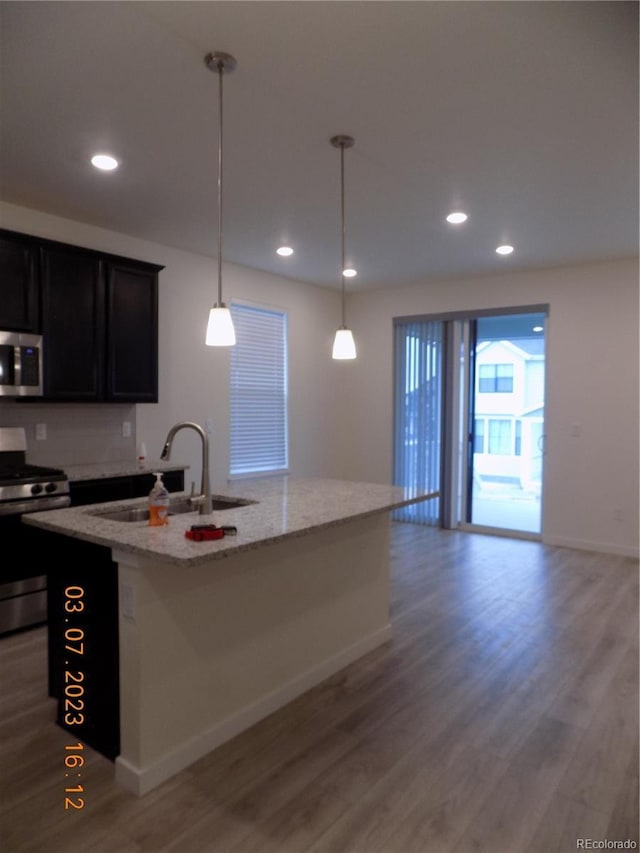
[0, 230, 39, 331]
[47, 535, 120, 761]
[106, 261, 159, 402]
[41, 246, 104, 400]
[69, 476, 134, 506]
[69, 471, 185, 506]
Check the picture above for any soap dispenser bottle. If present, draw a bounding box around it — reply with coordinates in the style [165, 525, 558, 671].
[148, 472, 170, 526]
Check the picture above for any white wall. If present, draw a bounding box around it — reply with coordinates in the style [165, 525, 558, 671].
[0, 202, 344, 490]
[342, 258, 640, 557]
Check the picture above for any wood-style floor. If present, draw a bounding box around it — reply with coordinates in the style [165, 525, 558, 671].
[1, 524, 638, 853]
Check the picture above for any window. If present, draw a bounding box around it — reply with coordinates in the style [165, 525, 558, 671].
[488, 419, 512, 455]
[473, 418, 485, 453]
[478, 364, 514, 393]
[230, 303, 288, 476]
[514, 420, 522, 456]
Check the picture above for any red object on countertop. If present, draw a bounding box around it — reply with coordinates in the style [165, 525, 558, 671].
[184, 525, 225, 542]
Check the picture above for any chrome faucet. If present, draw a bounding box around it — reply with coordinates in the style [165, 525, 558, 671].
[160, 421, 212, 515]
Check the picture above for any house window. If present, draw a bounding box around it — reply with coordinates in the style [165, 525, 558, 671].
[514, 420, 522, 456]
[473, 418, 485, 453]
[488, 419, 512, 455]
[478, 364, 514, 393]
[230, 303, 288, 477]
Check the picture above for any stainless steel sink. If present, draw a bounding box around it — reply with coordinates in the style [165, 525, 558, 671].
[89, 496, 254, 523]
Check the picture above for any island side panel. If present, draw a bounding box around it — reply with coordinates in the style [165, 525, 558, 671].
[114, 513, 391, 795]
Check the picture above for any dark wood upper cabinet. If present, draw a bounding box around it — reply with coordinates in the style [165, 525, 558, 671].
[41, 244, 105, 400]
[0, 229, 163, 402]
[0, 231, 39, 331]
[106, 260, 159, 403]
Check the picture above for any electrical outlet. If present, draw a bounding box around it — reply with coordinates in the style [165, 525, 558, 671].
[35, 423, 47, 441]
[122, 421, 132, 438]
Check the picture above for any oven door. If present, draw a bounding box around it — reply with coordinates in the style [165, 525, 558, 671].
[0, 574, 47, 635]
[0, 499, 69, 634]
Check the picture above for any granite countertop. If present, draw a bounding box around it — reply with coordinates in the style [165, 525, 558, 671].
[23, 476, 438, 568]
[63, 460, 189, 482]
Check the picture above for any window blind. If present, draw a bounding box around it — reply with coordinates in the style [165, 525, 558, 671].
[230, 303, 288, 476]
[393, 320, 443, 524]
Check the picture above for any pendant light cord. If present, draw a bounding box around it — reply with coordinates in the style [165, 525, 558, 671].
[217, 61, 224, 307]
[339, 141, 346, 327]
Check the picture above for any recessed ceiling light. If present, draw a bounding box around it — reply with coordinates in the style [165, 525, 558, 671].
[91, 154, 119, 171]
[533, 325, 543, 333]
[343, 268, 357, 278]
[446, 212, 468, 224]
[276, 246, 294, 257]
[496, 245, 514, 255]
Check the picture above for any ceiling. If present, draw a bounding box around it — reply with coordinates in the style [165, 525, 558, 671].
[1, 1, 638, 291]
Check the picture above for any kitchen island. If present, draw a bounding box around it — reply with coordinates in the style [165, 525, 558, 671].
[24, 477, 435, 795]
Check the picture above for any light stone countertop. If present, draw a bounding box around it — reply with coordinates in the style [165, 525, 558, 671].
[63, 460, 189, 482]
[23, 476, 438, 568]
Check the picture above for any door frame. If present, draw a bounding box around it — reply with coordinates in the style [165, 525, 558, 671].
[394, 303, 549, 540]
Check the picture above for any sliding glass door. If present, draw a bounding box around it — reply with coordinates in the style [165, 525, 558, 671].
[394, 307, 547, 538]
[466, 312, 546, 534]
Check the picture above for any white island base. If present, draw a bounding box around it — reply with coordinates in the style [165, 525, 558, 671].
[113, 513, 391, 796]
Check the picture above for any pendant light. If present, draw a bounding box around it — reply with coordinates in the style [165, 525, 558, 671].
[330, 134, 357, 360]
[205, 51, 237, 347]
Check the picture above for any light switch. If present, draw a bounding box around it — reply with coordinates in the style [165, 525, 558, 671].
[122, 421, 132, 438]
[35, 423, 47, 441]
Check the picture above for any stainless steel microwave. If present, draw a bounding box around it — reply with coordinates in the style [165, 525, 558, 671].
[0, 332, 43, 396]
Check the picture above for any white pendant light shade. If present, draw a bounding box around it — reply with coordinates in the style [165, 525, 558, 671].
[206, 305, 236, 346]
[332, 327, 357, 360]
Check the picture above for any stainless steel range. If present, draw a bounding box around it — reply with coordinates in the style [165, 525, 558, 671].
[0, 427, 70, 634]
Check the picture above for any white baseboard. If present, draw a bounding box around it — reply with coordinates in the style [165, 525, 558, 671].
[115, 623, 392, 797]
[543, 534, 639, 559]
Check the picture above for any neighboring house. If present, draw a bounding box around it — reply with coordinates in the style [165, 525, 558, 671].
[473, 338, 545, 493]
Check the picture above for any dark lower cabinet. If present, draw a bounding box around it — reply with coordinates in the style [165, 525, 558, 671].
[46, 469, 184, 762]
[69, 470, 185, 507]
[46, 534, 120, 761]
